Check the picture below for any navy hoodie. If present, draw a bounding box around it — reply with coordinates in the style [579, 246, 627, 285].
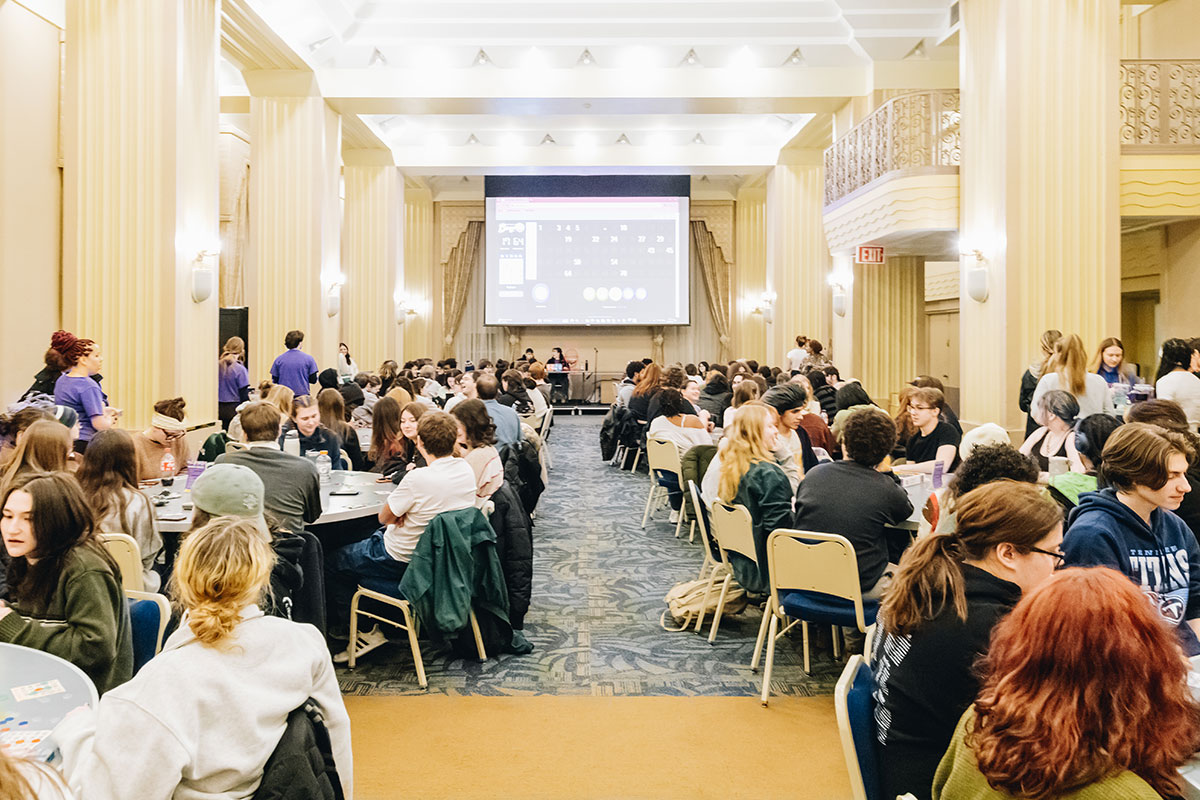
[1064, 488, 1200, 655]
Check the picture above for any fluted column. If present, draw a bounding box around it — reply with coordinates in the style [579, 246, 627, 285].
[342, 153, 403, 372]
[403, 183, 435, 362]
[959, 0, 1120, 430]
[855, 257, 924, 408]
[734, 185, 767, 362]
[63, 0, 219, 429]
[246, 73, 342, 381]
[766, 160, 831, 367]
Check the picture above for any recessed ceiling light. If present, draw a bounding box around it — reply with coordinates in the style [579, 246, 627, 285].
[540, 134, 556, 145]
[368, 48, 387, 67]
[577, 49, 596, 67]
[615, 133, 632, 145]
[473, 49, 493, 67]
[783, 48, 806, 67]
[465, 133, 480, 145]
[680, 48, 701, 67]
[692, 133, 706, 145]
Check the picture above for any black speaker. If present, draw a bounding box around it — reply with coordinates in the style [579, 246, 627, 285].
[219, 307, 250, 374]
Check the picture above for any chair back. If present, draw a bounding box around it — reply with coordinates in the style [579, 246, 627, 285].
[862, 623, 877, 666]
[834, 655, 881, 800]
[125, 589, 170, 672]
[646, 437, 683, 476]
[100, 532, 144, 592]
[767, 529, 870, 631]
[710, 502, 758, 563]
[538, 406, 553, 439]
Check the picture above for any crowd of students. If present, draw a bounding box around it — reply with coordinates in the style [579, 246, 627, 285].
[9, 323, 1200, 798]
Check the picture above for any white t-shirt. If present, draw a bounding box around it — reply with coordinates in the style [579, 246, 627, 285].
[444, 393, 467, 413]
[1156, 370, 1200, 427]
[648, 415, 712, 454]
[1030, 371, 1114, 425]
[383, 456, 477, 561]
[785, 347, 807, 372]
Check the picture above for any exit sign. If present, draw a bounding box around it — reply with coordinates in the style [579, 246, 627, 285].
[856, 245, 885, 264]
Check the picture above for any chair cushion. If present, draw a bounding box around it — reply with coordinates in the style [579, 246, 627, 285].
[127, 598, 160, 673]
[780, 590, 879, 629]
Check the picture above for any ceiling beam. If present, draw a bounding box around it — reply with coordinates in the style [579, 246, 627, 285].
[384, 144, 782, 175]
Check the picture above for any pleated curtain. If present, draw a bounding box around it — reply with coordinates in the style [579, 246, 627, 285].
[441, 220, 484, 358]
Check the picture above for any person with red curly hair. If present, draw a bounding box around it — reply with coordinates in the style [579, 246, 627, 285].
[49, 330, 119, 453]
[933, 567, 1200, 799]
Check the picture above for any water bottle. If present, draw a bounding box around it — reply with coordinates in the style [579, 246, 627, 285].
[284, 429, 300, 456]
[160, 451, 176, 486]
[316, 450, 332, 485]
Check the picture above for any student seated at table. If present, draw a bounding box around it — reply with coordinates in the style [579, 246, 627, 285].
[903, 386, 961, 474]
[280, 396, 346, 470]
[55, 516, 353, 800]
[0, 472, 132, 694]
[384, 402, 430, 483]
[648, 388, 713, 523]
[721, 380, 759, 430]
[450, 399, 503, 508]
[130, 397, 193, 482]
[1063, 422, 1200, 656]
[792, 407, 912, 600]
[318, 388, 365, 471]
[0, 744, 74, 800]
[216, 402, 321, 536]
[873, 481, 1063, 800]
[627, 363, 662, 423]
[0, 419, 72, 494]
[328, 411, 476, 660]
[1047, 412, 1124, 512]
[498, 369, 535, 415]
[704, 403, 793, 595]
[761, 385, 819, 493]
[616, 360, 644, 408]
[919, 442, 1039, 537]
[1018, 389, 1084, 473]
[76, 429, 163, 592]
[932, 567, 1199, 800]
[476, 374, 521, 449]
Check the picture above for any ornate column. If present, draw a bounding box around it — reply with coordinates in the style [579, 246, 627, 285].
[402, 182, 435, 362]
[246, 72, 342, 381]
[855, 257, 924, 409]
[959, 0, 1120, 430]
[766, 159, 831, 367]
[734, 185, 768, 363]
[63, 0, 220, 429]
[342, 152, 403, 373]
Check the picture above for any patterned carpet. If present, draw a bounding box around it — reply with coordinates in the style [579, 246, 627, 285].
[337, 415, 845, 697]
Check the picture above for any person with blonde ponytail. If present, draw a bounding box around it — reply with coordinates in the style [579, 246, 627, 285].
[870, 481, 1063, 800]
[1030, 333, 1113, 425]
[699, 403, 793, 594]
[54, 516, 353, 800]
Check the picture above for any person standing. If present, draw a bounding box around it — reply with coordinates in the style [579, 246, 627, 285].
[1092, 336, 1137, 387]
[217, 336, 250, 432]
[52, 331, 119, 454]
[1155, 337, 1200, 429]
[785, 336, 808, 374]
[1018, 329, 1063, 440]
[1030, 333, 1114, 424]
[269, 330, 318, 398]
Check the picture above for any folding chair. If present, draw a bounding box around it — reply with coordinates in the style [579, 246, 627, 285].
[753, 529, 879, 705]
[538, 407, 554, 468]
[835, 655, 882, 800]
[687, 480, 731, 634]
[100, 532, 144, 592]
[641, 438, 685, 537]
[707, 502, 761, 643]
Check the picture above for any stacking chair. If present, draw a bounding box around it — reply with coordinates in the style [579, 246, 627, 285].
[538, 405, 554, 468]
[99, 532, 144, 592]
[641, 438, 685, 537]
[687, 480, 730, 634]
[125, 589, 170, 672]
[753, 529, 879, 705]
[707, 502, 760, 643]
[835, 655, 882, 800]
[862, 623, 877, 666]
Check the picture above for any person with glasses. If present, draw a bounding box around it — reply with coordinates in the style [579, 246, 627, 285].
[871, 480, 1063, 800]
[902, 386, 961, 474]
[1063, 421, 1200, 656]
[130, 397, 193, 482]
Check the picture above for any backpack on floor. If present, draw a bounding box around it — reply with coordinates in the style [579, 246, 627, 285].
[659, 577, 748, 632]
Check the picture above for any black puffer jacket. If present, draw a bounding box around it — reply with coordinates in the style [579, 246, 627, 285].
[489, 481, 533, 630]
[696, 379, 732, 423]
[254, 699, 344, 800]
[500, 439, 545, 516]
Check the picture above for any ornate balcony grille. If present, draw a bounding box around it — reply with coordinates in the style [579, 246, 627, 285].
[823, 91, 960, 208]
[1120, 60, 1200, 151]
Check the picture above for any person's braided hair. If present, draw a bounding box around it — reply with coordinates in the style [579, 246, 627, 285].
[46, 330, 94, 370]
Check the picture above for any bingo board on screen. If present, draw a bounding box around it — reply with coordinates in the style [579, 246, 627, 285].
[484, 175, 690, 327]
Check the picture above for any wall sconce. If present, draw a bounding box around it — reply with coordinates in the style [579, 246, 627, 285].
[395, 297, 419, 325]
[960, 245, 989, 303]
[751, 291, 776, 324]
[826, 270, 853, 318]
[325, 273, 346, 318]
[190, 247, 220, 303]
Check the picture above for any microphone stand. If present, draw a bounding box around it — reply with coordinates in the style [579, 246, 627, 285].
[590, 347, 601, 404]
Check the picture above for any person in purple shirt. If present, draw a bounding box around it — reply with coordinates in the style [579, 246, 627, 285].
[217, 336, 251, 431]
[50, 330, 119, 453]
[269, 330, 319, 398]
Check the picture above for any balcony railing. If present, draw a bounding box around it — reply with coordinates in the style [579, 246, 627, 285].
[1121, 60, 1200, 151]
[823, 90, 960, 208]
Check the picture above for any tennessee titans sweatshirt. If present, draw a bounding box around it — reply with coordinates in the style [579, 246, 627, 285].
[1064, 488, 1200, 656]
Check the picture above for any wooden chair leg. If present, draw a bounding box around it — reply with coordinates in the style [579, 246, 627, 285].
[348, 590, 362, 668]
[674, 505, 685, 538]
[640, 483, 657, 528]
[751, 600, 772, 672]
[688, 519, 696, 543]
[469, 609, 487, 660]
[402, 605, 427, 688]
[801, 620, 811, 674]
[693, 566, 720, 633]
[761, 613, 779, 707]
[708, 575, 732, 643]
[832, 625, 842, 660]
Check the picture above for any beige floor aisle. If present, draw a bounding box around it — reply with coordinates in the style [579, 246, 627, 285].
[345, 694, 850, 799]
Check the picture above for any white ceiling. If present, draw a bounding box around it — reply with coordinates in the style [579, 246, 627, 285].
[234, 0, 958, 181]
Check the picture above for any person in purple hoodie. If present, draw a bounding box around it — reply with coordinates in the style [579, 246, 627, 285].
[1063, 422, 1200, 655]
[268, 330, 318, 398]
